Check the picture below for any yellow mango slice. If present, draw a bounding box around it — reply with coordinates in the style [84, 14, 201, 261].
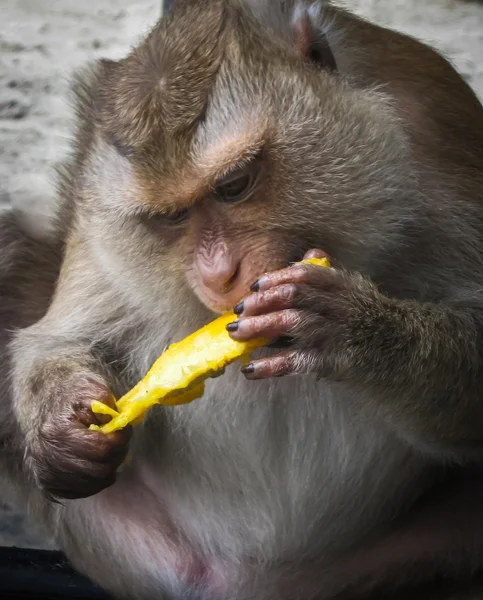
[91, 256, 330, 434]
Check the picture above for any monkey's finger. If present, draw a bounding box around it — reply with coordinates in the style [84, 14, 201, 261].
[227, 310, 300, 342]
[54, 425, 131, 463]
[236, 284, 310, 317]
[75, 402, 116, 427]
[241, 350, 304, 379]
[302, 249, 331, 261]
[76, 377, 119, 426]
[42, 460, 119, 501]
[251, 263, 335, 293]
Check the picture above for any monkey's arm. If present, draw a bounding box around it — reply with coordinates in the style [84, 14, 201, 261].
[10, 242, 131, 500]
[228, 259, 483, 452]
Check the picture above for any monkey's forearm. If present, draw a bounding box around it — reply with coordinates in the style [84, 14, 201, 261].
[356, 296, 483, 448]
[10, 239, 124, 430]
[9, 263, 132, 500]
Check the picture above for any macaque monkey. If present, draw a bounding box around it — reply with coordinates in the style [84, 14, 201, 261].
[2, 0, 483, 598]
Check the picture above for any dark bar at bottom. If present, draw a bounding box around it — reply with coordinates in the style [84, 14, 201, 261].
[0, 546, 113, 600]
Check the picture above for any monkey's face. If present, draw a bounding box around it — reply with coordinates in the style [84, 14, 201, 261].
[84, 2, 412, 316]
[87, 132, 304, 315]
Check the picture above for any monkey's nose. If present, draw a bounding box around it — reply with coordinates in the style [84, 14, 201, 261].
[198, 258, 241, 296]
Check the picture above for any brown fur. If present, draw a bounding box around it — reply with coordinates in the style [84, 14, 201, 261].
[2, 1, 483, 599]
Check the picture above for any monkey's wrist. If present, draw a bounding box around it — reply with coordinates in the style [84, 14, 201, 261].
[13, 356, 115, 442]
[348, 297, 475, 392]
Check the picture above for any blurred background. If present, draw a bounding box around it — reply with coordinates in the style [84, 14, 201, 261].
[0, 0, 482, 550]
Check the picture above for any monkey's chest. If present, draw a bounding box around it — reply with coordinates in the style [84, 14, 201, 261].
[138, 373, 421, 563]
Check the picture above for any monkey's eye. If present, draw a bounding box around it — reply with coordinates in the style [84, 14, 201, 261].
[152, 207, 189, 226]
[214, 164, 259, 203]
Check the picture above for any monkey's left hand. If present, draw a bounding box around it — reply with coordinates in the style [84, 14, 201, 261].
[228, 249, 386, 381]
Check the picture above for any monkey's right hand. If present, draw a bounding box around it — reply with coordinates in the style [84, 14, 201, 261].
[27, 373, 132, 500]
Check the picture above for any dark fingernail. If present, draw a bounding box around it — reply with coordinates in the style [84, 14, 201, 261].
[234, 301, 244, 315]
[250, 279, 260, 292]
[241, 364, 255, 376]
[226, 321, 239, 332]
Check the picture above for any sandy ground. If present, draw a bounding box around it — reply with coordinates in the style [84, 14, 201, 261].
[0, 0, 482, 549]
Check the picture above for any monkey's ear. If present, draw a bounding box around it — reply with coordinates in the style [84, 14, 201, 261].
[292, 2, 337, 72]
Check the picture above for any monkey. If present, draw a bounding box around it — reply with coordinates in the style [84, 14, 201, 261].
[2, 0, 483, 598]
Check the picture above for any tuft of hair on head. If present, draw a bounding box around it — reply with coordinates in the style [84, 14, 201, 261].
[89, 0, 338, 167]
[93, 0, 229, 156]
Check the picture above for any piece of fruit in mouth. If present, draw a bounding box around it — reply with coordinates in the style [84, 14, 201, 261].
[90, 256, 330, 433]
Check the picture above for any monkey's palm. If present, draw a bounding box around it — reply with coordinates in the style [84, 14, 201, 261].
[229, 252, 383, 381]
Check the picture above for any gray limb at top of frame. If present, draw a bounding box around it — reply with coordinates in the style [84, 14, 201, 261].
[161, 0, 173, 15]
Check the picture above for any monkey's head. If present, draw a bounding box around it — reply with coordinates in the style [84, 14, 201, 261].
[80, 0, 413, 317]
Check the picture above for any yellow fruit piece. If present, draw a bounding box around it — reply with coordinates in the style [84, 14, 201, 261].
[302, 257, 330, 267]
[90, 256, 330, 434]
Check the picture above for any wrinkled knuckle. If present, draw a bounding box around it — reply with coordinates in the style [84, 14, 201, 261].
[294, 265, 311, 282]
[72, 402, 97, 426]
[251, 291, 266, 310]
[76, 375, 114, 406]
[250, 315, 267, 335]
[278, 283, 299, 303]
[72, 398, 89, 413]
